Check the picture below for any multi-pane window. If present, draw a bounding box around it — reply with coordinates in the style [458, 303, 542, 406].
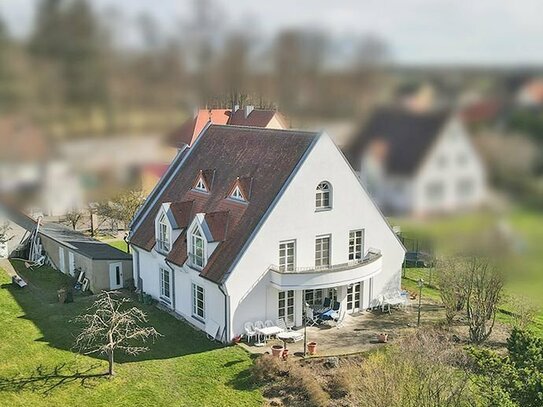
[457, 178, 473, 198]
[349, 230, 364, 261]
[315, 236, 330, 268]
[426, 182, 444, 202]
[347, 282, 362, 311]
[192, 283, 205, 320]
[279, 241, 295, 271]
[278, 290, 295, 326]
[160, 268, 171, 301]
[230, 186, 245, 201]
[315, 182, 331, 209]
[190, 226, 205, 268]
[194, 177, 207, 192]
[157, 214, 170, 252]
[304, 289, 323, 307]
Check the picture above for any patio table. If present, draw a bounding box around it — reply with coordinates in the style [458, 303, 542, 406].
[255, 326, 284, 345]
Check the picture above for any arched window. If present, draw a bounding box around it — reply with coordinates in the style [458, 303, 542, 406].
[190, 225, 205, 268]
[157, 213, 171, 252]
[315, 181, 332, 210]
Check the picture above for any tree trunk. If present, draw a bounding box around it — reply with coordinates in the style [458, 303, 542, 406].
[108, 349, 114, 377]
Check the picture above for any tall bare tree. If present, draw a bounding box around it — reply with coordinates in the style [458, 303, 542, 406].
[74, 291, 160, 377]
[0, 221, 13, 245]
[437, 257, 469, 324]
[97, 189, 145, 230]
[64, 208, 83, 230]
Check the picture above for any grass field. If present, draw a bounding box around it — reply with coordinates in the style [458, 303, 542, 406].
[0, 261, 262, 407]
[396, 206, 543, 335]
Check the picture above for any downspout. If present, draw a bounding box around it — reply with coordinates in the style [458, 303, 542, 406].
[218, 283, 230, 343]
[165, 259, 177, 312]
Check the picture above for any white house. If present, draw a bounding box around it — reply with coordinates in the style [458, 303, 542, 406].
[345, 108, 487, 216]
[129, 124, 405, 343]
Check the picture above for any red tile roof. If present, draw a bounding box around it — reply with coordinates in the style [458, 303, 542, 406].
[131, 125, 318, 283]
[167, 108, 284, 148]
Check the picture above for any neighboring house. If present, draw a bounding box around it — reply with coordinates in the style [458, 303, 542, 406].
[140, 105, 288, 196]
[129, 124, 405, 343]
[345, 108, 486, 216]
[515, 78, 543, 108]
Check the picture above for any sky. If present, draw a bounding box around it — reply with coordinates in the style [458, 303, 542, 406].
[0, 0, 542, 66]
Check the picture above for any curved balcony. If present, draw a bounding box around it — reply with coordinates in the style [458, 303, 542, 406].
[269, 251, 383, 290]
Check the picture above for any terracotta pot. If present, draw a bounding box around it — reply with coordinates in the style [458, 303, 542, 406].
[271, 345, 284, 358]
[377, 333, 388, 343]
[307, 342, 317, 355]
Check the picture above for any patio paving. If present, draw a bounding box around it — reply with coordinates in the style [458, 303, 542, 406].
[238, 301, 445, 357]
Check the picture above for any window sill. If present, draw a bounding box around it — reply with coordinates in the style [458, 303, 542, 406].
[192, 314, 205, 324]
[315, 207, 332, 213]
[159, 296, 172, 305]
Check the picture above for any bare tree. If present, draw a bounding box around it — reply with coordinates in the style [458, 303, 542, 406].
[437, 258, 468, 324]
[97, 189, 145, 231]
[0, 221, 13, 244]
[64, 209, 83, 230]
[73, 291, 160, 377]
[463, 257, 505, 344]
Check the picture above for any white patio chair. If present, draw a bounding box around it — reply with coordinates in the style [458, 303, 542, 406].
[305, 307, 320, 327]
[335, 308, 347, 329]
[253, 320, 267, 342]
[276, 318, 290, 332]
[244, 322, 257, 343]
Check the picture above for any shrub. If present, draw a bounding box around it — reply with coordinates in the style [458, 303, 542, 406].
[250, 354, 287, 384]
[327, 367, 352, 399]
[287, 364, 330, 407]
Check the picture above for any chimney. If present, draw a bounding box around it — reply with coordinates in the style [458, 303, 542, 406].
[244, 105, 254, 118]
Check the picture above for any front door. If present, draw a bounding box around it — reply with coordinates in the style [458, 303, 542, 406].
[68, 252, 76, 276]
[347, 282, 363, 313]
[58, 247, 66, 273]
[109, 263, 123, 289]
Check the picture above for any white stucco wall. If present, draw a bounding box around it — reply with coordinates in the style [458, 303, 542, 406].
[413, 118, 486, 215]
[224, 133, 405, 338]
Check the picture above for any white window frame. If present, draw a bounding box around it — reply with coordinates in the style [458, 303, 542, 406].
[315, 235, 331, 269]
[190, 225, 206, 269]
[157, 213, 171, 253]
[194, 176, 208, 192]
[315, 181, 332, 210]
[304, 289, 323, 307]
[349, 230, 364, 261]
[278, 290, 295, 326]
[279, 240, 296, 272]
[426, 181, 444, 202]
[191, 283, 205, 321]
[159, 267, 171, 303]
[230, 185, 246, 202]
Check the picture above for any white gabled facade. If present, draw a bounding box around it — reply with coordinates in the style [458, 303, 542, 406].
[359, 117, 487, 216]
[132, 131, 405, 343]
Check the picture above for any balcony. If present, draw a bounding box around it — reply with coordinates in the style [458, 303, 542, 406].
[269, 250, 383, 290]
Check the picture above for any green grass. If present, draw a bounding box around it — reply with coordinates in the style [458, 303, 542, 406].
[0, 261, 261, 407]
[105, 239, 129, 253]
[395, 207, 543, 336]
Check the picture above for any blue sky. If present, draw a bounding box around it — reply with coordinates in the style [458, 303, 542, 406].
[1, 0, 542, 65]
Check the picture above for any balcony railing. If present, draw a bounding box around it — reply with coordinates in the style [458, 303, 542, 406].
[269, 249, 382, 274]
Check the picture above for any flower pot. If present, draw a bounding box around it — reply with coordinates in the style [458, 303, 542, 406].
[271, 344, 284, 358]
[282, 348, 289, 360]
[232, 335, 242, 344]
[307, 342, 317, 355]
[377, 333, 388, 343]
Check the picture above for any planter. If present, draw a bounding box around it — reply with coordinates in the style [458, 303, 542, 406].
[282, 348, 289, 360]
[307, 341, 317, 355]
[271, 344, 284, 358]
[232, 335, 242, 344]
[377, 333, 388, 343]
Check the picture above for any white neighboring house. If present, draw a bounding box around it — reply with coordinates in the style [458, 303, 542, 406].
[345, 108, 487, 216]
[129, 124, 405, 343]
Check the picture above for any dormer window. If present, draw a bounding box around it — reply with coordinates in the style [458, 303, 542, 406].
[230, 185, 246, 202]
[190, 225, 205, 269]
[316, 181, 332, 210]
[194, 176, 208, 192]
[157, 213, 171, 252]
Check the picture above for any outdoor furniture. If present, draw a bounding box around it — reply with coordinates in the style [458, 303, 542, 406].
[277, 330, 304, 348]
[332, 301, 340, 311]
[276, 318, 291, 332]
[320, 308, 339, 321]
[244, 322, 257, 343]
[335, 309, 347, 329]
[305, 307, 320, 326]
[381, 291, 407, 313]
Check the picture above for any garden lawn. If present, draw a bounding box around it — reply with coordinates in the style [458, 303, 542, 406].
[394, 207, 543, 336]
[0, 261, 262, 407]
